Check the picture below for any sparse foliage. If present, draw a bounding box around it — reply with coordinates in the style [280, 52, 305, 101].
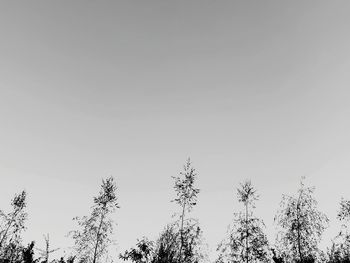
[172, 158, 200, 263]
[274, 178, 329, 262]
[121, 220, 208, 263]
[0, 190, 27, 261]
[216, 181, 269, 263]
[338, 199, 350, 223]
[70, 177, 119, 263]
[120, 237, 154, 263]
[328, 198, 350, 263]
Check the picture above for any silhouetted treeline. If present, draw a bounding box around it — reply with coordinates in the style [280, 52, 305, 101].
[1, 159, 350, 263]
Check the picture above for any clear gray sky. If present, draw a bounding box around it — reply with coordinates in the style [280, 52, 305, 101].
[1, 1, 350, 261]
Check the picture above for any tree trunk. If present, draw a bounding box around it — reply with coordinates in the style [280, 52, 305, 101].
[0, 208, 22, 250]
[246, 202, 249, 263]
[178, 201, 186, 263]
[92, 212, 105, 263]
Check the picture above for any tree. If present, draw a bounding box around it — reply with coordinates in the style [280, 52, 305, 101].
[70, 176, 119, 263]
[158, 219, 208, 263]
[328, 198, 350, 263]
[274, 178, 329, 263]
[172, 158, 200, 263]
[216, 180, 270, 263]
[0, 190, 27, 260]
[120, 220, 208, 263]
[121, 159, 207, 263]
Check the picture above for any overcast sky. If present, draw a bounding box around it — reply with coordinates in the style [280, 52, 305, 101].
[1, 1, 350, 261]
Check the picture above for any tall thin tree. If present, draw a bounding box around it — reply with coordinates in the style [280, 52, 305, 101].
[70, 176, 119, 263]
[0, 190, 27, 258]
[237, 181, 258, 263]
[216, 180, 269, 263]
[172, 158, 200, 263]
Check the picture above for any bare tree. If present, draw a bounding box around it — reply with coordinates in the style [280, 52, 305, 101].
[70, 176, 119, 263]
[274, 178, 329, 262]
[36, 234, 59, 263]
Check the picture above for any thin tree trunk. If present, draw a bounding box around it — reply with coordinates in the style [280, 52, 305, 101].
[93, 212, 105, 263]
[246, 202, 249, 263]
[45, 235, 49, 263]
[178, 201, 186, 263]
[0, 208, 22, 250]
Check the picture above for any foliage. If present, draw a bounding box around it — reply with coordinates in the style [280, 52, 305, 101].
[120, 219, 208, 263]
[53, 256, 76, 263]
[327, 242, 350, 263]
[328, 198, 350, 263]
[4, 171, 350, 263]
[274, 179, 329, 262]
[1, 241, 23, 263]
[338, 199, 350, 223]
[120, 237, 154, 263]
[22, 242, 39, 263]
[70, 177, 119, 263]
[0, 191, 27, 261]
[216, 181, 270, 263]
[172, 158, 200, 214]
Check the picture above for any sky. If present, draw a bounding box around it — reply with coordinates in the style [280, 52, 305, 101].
[1, 1, 350, 261]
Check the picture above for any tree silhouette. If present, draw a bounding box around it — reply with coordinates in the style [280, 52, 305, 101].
[153, 223, 179, 263]
[274, 178, 329, 262]
[121, 158, 207, 263]
[216, 180, 269, 263]
[120, 237, 154, 263]
[172, 158, 200, 263]
[328, 198, 350, 263]
[70, 177, 119, 263]
[0, 190, 27, 261]
[120, 220, 208, 263]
